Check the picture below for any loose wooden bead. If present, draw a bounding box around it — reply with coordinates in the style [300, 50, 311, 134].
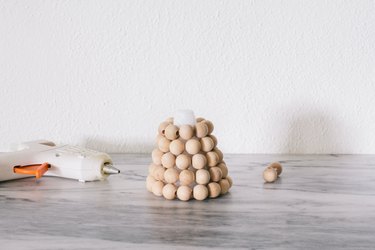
[161, 152, 176, 168]
[200, 137, 214, 152]
[179, 169, 195, 186]
[152, 148, 164, 165]
[162, 183, 177, 200]
[165, 117, 174, 123]
[165, 124, 179, 140]
[195, 122, 208, 138]
[193, 185, 208, 201]
[175, 154, 191, 170]
[146, 175, 156, 192]
[209, 135, 218, 147]
[219, 179, 230, 195]
[185, 139, 201, 155]
[179, 125, 194, 140]
[169, 139, 185, 156]
[209, 167, 223, 182]
[217, 162, 228, 178]
[192, 154, 207, 169]
[196, 117, 205, 122]
[206, 151, 219, 167]
[263, 167, 278, 183]
[152, 180, 164, 196]
[268, 162, 283, 176]
[153, 165, 165, 181]
[204, 120, 214, 134]
[177, 185, 192, 201]
[226, 176, 233, 188]
[207, 182, 221, 198]
[213, 147, 223, 162]
[148, 163, 158, 175]
[195, 169, 210, 185]
[158, 121, 170, 135]
[164, 168, 179, 184]
[158, 137, 171, 153]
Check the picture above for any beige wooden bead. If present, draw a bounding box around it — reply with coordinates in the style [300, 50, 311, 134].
[207, 182, 221, 198]
[185, 139, 201, 155]
[158, 121, 170, 135]
[192, 154, 207, 169]
[263, 167, 278, 183]
[195, 122, 208, 138]
[151, 148, 164, 165]
[195, 169, 210, 185]
[158, 137, 171, 153]
[209, 135, 218, 147]
[155, 134, 164, 145]
[268, 162, 283, 176]
[219, 179, 230, 195]
[179, 169, 195, 186]
[226, 176, 233, 188]
[179, 125, 194, 140]
[146, 175, 156, 192]
[164, 168, 179, 184]
[217, 162, 228, 178]
[177, 185, 192, 201]
[162, 183, 177, 200]
[196, 117, 205, 122]
[204, 120, 214, 134]
[206, 151, 219, 167]
[193, 184, 208, 201]
[165, 117, 174, 123]
[200, 137, 214, 152]
[161, 152, 176, 168]
[169, 139, 185, 156]
[213, 147, 223, 162]
[175, 154, 191, 170]
[209, 167, 223, 182]
[152, 180, 164, 196]
[148, 163, 158, 176]
[165, 124, 179, 140]
[153, 165, 165, 181]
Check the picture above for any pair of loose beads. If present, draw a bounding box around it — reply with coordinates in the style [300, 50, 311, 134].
[263, 162, 283, 183]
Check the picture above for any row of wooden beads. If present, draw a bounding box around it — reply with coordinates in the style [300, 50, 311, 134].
[157, 135, 219, 155]
[158, 119, 214, 141]
[152, 149, 224, 170]
[148, 163, 229, 185]
[146, 176, 233, 201]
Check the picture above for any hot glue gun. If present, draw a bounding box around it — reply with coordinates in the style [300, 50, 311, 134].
[0, 140, 120, 182]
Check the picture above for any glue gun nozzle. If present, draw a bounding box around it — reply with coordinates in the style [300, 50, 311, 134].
[103, 163, 120, 175]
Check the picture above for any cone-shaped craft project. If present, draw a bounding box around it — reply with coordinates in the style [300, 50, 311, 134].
[146, 110, 233, 201]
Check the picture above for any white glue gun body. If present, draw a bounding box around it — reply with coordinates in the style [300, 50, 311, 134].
[0, 140, 119, 182]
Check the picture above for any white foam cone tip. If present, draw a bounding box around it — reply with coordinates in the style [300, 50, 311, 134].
[173, 110, 196, 127]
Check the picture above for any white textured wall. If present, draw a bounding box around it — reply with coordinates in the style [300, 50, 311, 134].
[1, 0, 374, 154]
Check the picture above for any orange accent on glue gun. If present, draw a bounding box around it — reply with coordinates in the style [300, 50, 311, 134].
[13, 163, 50, 179]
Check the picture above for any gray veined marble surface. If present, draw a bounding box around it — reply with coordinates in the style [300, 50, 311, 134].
[0, 154, 374, 250]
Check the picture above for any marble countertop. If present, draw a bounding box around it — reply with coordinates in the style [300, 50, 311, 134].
[0, 154, 374, 249]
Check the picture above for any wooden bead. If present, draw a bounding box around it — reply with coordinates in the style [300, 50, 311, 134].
[177, 185, 192, 201]
[164, 168, 179, 184]
[207, 182, 221, 198]
[179, 169, 195, 186]
[158, 137, 171, 153]
[209, 135, 218, 147]
[152, 180, 164, 196]
[169, 139, 185, 156]
[155, 134, 164, 144]
[151, 148, 163, 165]
[146, 175, 156, 192]
[165, 117, 174, 123]
[196, 117, 205, 122]
[153, 165, 165, 181]
[161, 152, 176, 168]
[226, 176, 233, 188]
[204, 120, 214, 134]
[209, 167, 223, 182]
[219, 179, 230, 195]
[179, 125, 194, 140]
[175, 154, 191, 170]
[192, 154, 207, 169]
[195, 122, 208, 138]
[185, 139, 201, 155]
[200, 137, 214, 152]
[268, 162, 283, 176]
[263, 167, 278, 183]
[158, 121, 170, 135]
[217, 162, 228, 178]
[193, 185, 208, 201]
[165, 124, 179, 140]
[148, 163, 158, 175]
[195, 169, 210, 185]
[206, 151, 219, 167]
[162, 183, 177, 200]
[213, 147, 223, 162]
